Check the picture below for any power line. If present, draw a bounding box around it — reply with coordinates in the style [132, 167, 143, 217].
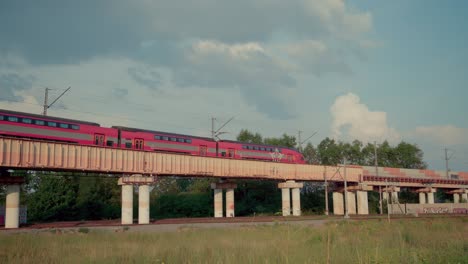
[43, 87, 71, 115]
[0, 96, 208, 135]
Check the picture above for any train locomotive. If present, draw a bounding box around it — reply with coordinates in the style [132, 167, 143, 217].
[0, 109, 305, 164]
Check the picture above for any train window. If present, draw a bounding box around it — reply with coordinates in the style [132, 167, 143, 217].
[260, 147, 266, 151]
[155, 135, 161, 140]
[125, 142, 132, 148]
[177, 138, 184, 143]
[199, 145, 207, 156]
[162, 136, 169, 141]
[242, 145, 247, 149]
[135, 139, 144, 150]
[185, 139, 192, 144]
[106, 140, 113, 147]
[34, 120, 45, 126]
[59, 123, 69, 129]
[47, 121, 57, 127]
[228, 149, 235, 158]
[253, 146, 259, 151]
[8, 116, 19, 122]
[71, 125, 80, 130]
[0, 115, 4, 120]
[21, 118, 32, 124]
[170, 137, 177, 142]
[94, 134, 105, 146]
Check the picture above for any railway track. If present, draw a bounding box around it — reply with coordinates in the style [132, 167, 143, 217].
[1, 214, 466, 231]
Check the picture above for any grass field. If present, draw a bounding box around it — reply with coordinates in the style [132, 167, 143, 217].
[1, 218, 467, 263]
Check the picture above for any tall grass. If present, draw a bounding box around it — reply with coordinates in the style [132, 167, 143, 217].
[0, 218, 466, 263]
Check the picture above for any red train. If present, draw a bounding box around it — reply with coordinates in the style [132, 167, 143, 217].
[0, 109, 305, 164]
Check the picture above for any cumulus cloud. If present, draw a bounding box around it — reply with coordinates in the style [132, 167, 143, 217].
[411, 125, 468, 146]
[0, 0, 374, 119]
[331, 93, 400, 143]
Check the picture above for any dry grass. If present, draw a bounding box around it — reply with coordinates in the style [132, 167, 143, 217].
[0, 218, 467, 263]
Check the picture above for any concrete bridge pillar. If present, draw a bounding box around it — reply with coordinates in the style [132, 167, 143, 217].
[382, 191, 389, 202]
[281, 188, 291, 216]
[347, 191, 357, 215]
[278, 181, 303, 216]
[211, 182, 237, 218]
[332, 192, 344, 215]
[453, 193, 460, 203]
[356, 191, 369, 215]
[427, 192, 435, 204]
[419, 192, 426, 204]
[226, 188, 235, 217]
[121, 184, 133, 225]
[118, 175, 155, 225]
[292, 188, 301, 216]
[213, 189, 223, 218]
[138, 185, 150, 224]
[5, 184, 20, 229]
[462, 192, 468, 203]
[391, 191, 399, 204]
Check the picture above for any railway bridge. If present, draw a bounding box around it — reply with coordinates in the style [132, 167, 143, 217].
[1, 137, 467, 228]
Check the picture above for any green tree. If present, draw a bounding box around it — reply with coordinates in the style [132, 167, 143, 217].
[264, 133, 297, 148]
[237, 129, 263, 144]
[26, 173, 79, 221]
[301, 142, 320, 164]
[316, 137, 342, 165]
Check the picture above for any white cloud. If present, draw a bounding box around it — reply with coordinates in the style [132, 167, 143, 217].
[331, 93, 400, 143]
[411, 125, 468, 146]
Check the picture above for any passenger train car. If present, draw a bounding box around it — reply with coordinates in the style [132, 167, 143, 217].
[0, 109, 306, 164]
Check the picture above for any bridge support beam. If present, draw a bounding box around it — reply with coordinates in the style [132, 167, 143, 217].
[382, 191, 389, 202]
[391, 191, 399, 204]
[453, 193, 460, 203]
[226, 188, 235, 218]
[214, 189, 223, 218]
[278, 181, 303, 216]
[292, 188, 301, 216]
[211, 182, 237, 218]
[427, 192, 435, 204]
[419, 193, 426, 204]
[356, 191, 369, 215]
[347, 192, 357, 215]
[5, 184, 20, 229]
[332, 192, 344, 215]
[281, 188, 291, 216]
[121, 184, 133, 225]
[138, 185, 150, 224]
[462, 192, 468, 203]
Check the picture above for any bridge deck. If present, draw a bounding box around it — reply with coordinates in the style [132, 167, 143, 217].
[0, 137, 467, 188]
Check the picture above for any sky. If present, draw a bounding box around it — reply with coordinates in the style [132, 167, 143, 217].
[0, 0, 467, 171]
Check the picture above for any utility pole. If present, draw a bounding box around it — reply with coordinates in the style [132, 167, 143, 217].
[385, 179, 390, 222]
[43, 88, 49, 116]
[211, 117, 216, 139]
[375, 141, 382, 215]
[445, 148, 454, 179]
[211, 116, 234, 141]
[324, 166, 329, 216]
[297, 130, 302, 151]
[343, 157, 349, 219]
[42, 86, 71, 116]
[297, 131, 317, 151]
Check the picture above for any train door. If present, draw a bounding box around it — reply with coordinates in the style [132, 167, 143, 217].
[228, 148, 235, 158]
[135, 138, 144, 150]
[199, 145, 207, 156]
[94, 134, 105, 146]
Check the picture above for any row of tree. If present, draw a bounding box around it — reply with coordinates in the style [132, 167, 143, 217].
[0, 130, 430, 222]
